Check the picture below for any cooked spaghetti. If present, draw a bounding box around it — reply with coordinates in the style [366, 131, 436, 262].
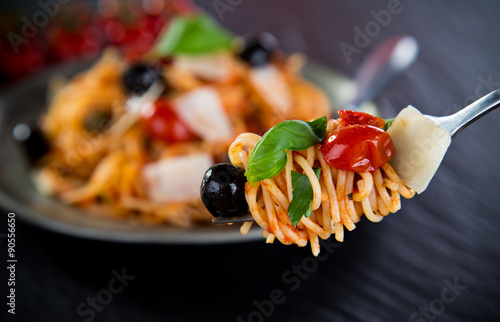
[228, 118, 415, 256]
[33, 14, 330, 227]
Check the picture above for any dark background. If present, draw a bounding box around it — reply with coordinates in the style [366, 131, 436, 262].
[2, 0, 500, 321]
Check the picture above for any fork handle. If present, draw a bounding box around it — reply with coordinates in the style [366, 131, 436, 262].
[430, 89, 500, 137]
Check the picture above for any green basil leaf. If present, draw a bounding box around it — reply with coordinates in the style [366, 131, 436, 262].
[245, 117, 327, 184]
[306, 116, 327, 139]
[384, 118, 395, 131]
[150, 14, 233, 56]
[288, 167, 321, 227]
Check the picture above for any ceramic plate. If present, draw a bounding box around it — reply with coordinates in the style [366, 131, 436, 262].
[0, 59, 374, 244]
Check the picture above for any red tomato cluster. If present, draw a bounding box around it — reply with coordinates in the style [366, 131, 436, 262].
[320, 110, 394, 172]
[0, 0, 196, 85]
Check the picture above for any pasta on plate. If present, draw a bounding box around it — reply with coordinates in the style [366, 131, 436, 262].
[32, 13, 330, 227]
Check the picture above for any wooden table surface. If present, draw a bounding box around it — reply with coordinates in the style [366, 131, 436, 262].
[2, 1, 500, 321]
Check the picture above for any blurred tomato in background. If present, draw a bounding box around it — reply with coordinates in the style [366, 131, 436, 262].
[0, 0, 197, 86]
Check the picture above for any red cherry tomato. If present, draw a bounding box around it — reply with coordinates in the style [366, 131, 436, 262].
[338, 110, 385, 128]
[140, 100, 197, 143]
[320, 124, 395, 172]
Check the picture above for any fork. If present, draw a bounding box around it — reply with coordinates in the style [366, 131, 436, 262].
[212, 88, 500, 224]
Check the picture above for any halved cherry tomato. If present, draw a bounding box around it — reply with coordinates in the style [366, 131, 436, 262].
[338, 110, 385, 128]
[140, 99, 197, 143]
[320, 124, 394, 172]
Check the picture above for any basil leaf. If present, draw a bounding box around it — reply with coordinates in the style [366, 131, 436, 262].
[384, 118, 395, 131]
[245, 117, 327, 184]
[306, 116, 327, 139]
[288, 168, 321, 227]
[150, 14, 233, 56]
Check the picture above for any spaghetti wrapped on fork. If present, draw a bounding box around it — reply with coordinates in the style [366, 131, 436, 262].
[203, 110, 416, 255]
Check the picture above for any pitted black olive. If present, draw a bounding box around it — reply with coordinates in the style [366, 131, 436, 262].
[238, 31, 279, 67]
[122, 63, 164, 95]
[200, 163, 248, 217]
[12, 123, 50, 163]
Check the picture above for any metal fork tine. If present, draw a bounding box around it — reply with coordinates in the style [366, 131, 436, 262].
[212, 214, 255, 224]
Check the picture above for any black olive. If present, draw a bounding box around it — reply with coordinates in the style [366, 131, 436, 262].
[12, 123, 50, 163]
[122, 63, 164, 95]
[200, 163, 248, 217]
[84, 109, 113, 133]
[238, 31, 279, 67]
